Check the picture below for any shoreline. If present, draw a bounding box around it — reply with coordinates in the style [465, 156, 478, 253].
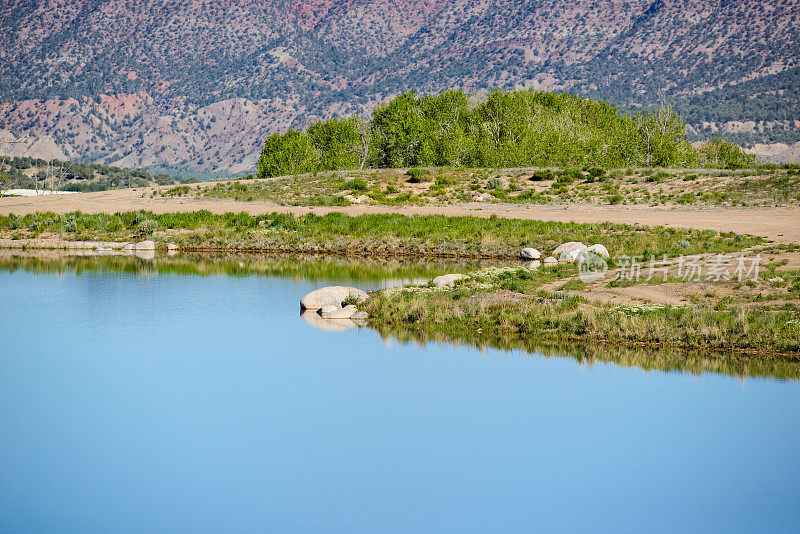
[0, 238, 518, 259]
[2, 209, 797, 358]
[1, 246, 798, 359]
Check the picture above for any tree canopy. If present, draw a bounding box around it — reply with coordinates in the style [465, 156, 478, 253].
[256, 89, 755, 178]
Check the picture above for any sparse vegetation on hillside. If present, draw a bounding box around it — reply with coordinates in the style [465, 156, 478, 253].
[210, 165, 800, 209]
[1, 0, 797, 173]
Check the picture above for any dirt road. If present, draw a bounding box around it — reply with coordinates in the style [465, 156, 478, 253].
[2, 187, 798, 243]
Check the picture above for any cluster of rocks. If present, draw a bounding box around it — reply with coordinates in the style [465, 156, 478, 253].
[300, 286, 370, 326]
[343, 194, 369, 205]
[519, 241, 610, 264]
[471, 192, 494, 202]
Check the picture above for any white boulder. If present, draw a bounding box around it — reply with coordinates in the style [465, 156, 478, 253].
[432, 273, 467, 287]
[301, 310, 357, 332]
[320, 304, 358, 319]
[587, 244, 610, 259]
[559, 246, 589, 263]
[472, 192, 493, 202]
[134, 240, 155, 251]
[519, 248, 541, 260]
[553, 241, 586, 257]
[542, 256, 558, 265]
[300, 286, 369, 311]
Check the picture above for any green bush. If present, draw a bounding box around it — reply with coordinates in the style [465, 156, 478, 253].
[406, 168, 430, 183]
[529, 169, 556, 181]
[137, 219, 159, 236]
[486, 177, 503, 190]
[587, 166, 606, 178]
[343, 178, 368, 191]
[256, 130, 318, 178]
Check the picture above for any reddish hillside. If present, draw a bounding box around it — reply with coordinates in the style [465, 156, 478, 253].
[1, 0, 798, 174]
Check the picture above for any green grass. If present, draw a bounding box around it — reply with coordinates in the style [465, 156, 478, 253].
[363, 267, 800, 355]
[0, 211, 762, 258]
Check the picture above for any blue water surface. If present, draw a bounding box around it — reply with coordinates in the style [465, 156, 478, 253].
[1, 269, 798, 533]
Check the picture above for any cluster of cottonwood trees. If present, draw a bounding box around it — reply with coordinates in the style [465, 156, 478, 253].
[256, 89, 755, 178]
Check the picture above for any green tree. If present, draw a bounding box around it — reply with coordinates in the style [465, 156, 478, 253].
[256, 130, 318, 179]
[308, 117, 368, 171]
[699, 138, 757, 169]
[371, 91, 426, 167]
[635, 104, 695, 167]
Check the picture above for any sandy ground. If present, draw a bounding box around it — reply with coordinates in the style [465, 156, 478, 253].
[2, 185, 799, 243]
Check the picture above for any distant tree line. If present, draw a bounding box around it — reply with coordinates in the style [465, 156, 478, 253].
[0, 156, 179, 193]
[257, 89, 755, 178]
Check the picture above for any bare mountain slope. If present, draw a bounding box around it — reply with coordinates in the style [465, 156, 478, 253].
[1, 0, 798, 174]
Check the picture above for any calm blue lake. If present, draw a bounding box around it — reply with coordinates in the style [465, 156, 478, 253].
[1, 260, 799, 532]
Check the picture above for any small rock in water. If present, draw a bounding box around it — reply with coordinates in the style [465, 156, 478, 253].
[301, 310, 357, 332]
[300, 286, 369, 311]
[519, 247, 541, 260]
[320, 304, 358, 319]
[432, 273, 466, 287]
[542, 256, 558, 265]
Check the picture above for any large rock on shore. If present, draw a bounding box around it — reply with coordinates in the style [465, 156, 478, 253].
[553, 241, 586, 257]
[300, 286, 369, 311]
[559, 246, 588, 263]
[134, 240, 155, 251]
[587, 244, 610, 259]
[519, 247, 541, 260]
[432, 273, 466, 287]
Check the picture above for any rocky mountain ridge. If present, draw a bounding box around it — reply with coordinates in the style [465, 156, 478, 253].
[1, 0, 798, 174]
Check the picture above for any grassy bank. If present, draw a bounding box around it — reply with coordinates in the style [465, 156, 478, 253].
[0, 210, 761, 258]
[362, 265, 800, 356]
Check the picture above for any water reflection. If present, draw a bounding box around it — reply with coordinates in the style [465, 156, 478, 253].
[0, 249, 506, 285]
[2, 249, 797, 380]
[371, 325, 800, 381]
